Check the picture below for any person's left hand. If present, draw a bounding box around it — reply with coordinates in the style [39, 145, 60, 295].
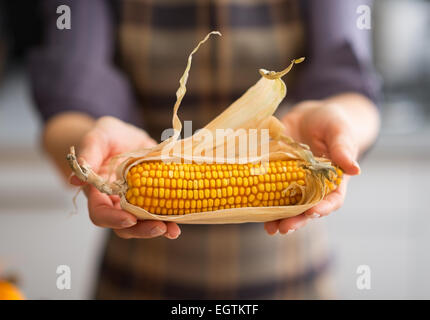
[264, 100, 361, 235]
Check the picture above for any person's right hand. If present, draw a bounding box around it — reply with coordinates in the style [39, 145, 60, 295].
[70, 116, 181, 240]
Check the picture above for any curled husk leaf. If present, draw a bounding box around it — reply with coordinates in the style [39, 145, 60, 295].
[67, 31, 339, 224]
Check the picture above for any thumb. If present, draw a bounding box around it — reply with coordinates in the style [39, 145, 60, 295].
[326, 122, 360, 175]
[77, 128, 110, 172]
[281, 112, 301, 141]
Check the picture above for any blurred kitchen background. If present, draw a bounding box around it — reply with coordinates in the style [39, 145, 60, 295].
[1, 0, 429, 299]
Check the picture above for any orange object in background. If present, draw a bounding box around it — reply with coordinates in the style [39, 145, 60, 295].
[0, 281, 25, 300]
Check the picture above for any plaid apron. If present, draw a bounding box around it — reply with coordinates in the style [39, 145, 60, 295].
[95, 0, 335, 299]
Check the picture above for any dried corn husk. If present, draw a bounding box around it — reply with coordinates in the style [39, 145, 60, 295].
[67, 31, 338, 224]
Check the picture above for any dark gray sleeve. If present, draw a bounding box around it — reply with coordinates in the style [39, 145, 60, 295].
[294, 0, 382, 103]
[28, 0, 136, 122]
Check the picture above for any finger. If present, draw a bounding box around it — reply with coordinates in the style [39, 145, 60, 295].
[264, 221, 280, 235]
[114, 220, 168, 239]
[111, 195, 122, 209]
[87, 186, 137, 229]
[164, 222, 181, 239]
[82, 184, 91, 198]
[305, 176, 349, 217]
[70, 175, 86, 186]
[326, 122, 360, 175]
[278, 214, 309, 234]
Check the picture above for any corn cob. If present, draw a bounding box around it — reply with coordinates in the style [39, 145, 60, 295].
[66, 33, 347, 223]
[125, 160, 342, 215]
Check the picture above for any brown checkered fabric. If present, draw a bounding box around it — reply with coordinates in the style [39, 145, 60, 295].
[117, 0, 306, 139]
[94, 0, 334, 299]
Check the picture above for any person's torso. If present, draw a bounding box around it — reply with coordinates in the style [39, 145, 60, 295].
[96, 0, 333, 299]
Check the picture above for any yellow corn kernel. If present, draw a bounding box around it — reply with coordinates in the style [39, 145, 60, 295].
[125, 161, 342, 215]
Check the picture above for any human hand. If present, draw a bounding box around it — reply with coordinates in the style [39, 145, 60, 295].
[264, 100, 362, 235]
[70, 116, 181, 240]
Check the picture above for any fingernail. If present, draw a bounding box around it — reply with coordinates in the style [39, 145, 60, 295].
[265, 226, 277, 235]
[150, 226, 165, 237]
[164, 232, 179, 240]
[286, 229, 295, 235]
[121, 219, 137, 228]
[309, 213, 320, 219]
[69, 175, 83, 185]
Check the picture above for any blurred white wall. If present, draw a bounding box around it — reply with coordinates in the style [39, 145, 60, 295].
[0, 69, 429, 299]
[0, 69, 106, 299]
[327, 135, 430, 299]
